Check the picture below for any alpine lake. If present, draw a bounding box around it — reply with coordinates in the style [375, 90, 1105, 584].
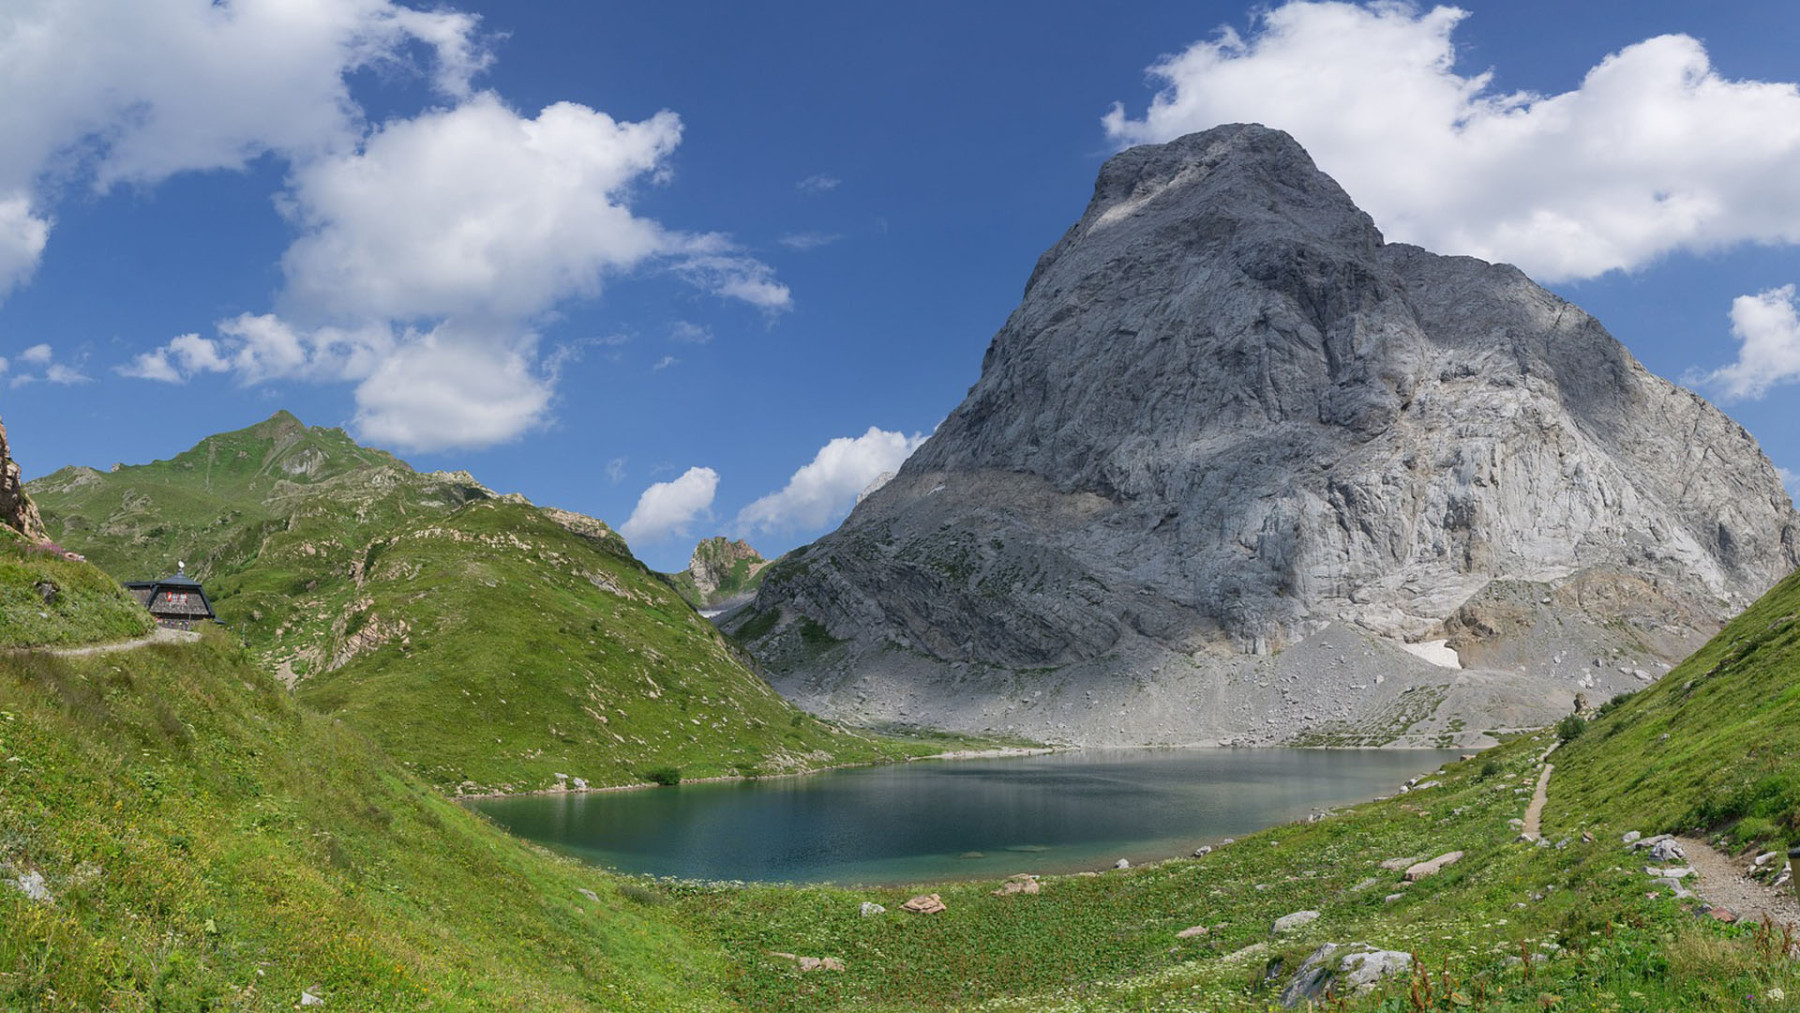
[465, 748, 1465, 885]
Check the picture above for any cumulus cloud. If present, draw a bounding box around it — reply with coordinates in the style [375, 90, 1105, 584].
[116, 76, 788, 450]
[620, 466, 718, 543]
[351, 330, 552, 451]
[0, 0, 487, 298]
[1104, 1, 1800, 282]
[1692, 285, 1800, 402]
[281, 95, 681, 322]
[737, 427, 927, 535]
[7, 343, 89, 387]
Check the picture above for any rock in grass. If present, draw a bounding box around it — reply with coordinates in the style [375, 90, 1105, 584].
[1649, 839, 1686, 863]
[860, 901, 886, 916]
[1403, 851, 1464, 882]
[1622, 830, 1642, 844]
[1191, 845, 1213, 857]
[577, 888, 599, 903]
[991, 874, 1040, 897]
[901, 893, 946, 914]
[1340, 950, 1413, 991]
[1378, 856, 1419, 870]
[1176, 924, 1210, 939]
[1383, 893, 1405, 904]
[1114, 858, 1131, 869]
[1278, 944, 1340, 1007]
[8, 869, 52, 905]
[1273, 910, 1320, 934]
[300, 991, 325, 1007]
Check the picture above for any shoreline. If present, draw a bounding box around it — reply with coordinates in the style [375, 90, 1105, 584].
[451, 745, 1063, 801]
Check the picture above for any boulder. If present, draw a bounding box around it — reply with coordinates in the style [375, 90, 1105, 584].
[1403, 851, 1464, 882]
[1273, 910, 1321, 935]
[860, 901, 886, 917]
[991, 874, 1040, 897]
[1378, 856, 1419, 871]
[1621, 831, 1642, 844]
[1649, 839, 1686, 863]
[1114, 858, 1130, 870]
[1340, 949, 1414, 992]
[901, 893, 946, 915]
[1278, 944, 1340, 1008]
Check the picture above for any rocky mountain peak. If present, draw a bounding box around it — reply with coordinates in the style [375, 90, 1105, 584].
[736, 125, 1799, 749]
[0, 414, 47, 542]
[688, 537, 765, 597]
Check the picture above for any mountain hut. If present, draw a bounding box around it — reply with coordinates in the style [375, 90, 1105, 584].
[124, 566, 216, 630]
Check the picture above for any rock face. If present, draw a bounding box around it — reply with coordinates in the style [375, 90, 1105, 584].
[734, 123, 1800, 747]
[0, 415, 46, 541]
[669, 537, 770, 611]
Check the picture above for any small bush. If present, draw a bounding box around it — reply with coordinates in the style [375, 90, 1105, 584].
[645, 766, 682, 786]
[1557, 714, 1586, 743]
[617, 882, 665, 906]
[1478, 759, 1504, 780]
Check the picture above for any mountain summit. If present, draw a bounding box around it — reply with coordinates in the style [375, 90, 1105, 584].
[733, 124, 1800, 746]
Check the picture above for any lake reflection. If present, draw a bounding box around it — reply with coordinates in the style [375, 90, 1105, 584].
[465, 748, 1462, 885]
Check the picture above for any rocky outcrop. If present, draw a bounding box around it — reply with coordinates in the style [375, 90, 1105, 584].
[0, 414, 46, 541]
[734, 124, 1799, 747]
[671, 537, 770, 611]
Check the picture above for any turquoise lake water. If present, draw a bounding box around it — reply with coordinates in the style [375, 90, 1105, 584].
[465, 748, 1463, 885]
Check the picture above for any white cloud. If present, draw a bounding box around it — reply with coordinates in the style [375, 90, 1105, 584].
[1779, 467, 1799, 494]
[620, 466, 718, 543]
[668, 321, 712, 344]
[0, 0, 487, 299]
[1693, 285, 1800, 401]
[351, 329, 552, 451]
[796, 174, 841, 193]
[0, 356, 8, 375]
[0, 195, 50, 299]
[1104, 1, 1800, 282]
[652, 355, 679, 371]
[281, 94, 682, 322]
[114, 71, 788, 451]
[778, 231, 842, 251]
[737, 427, 927, 535]
[7, 343, 89, 387]
[606, 457, 627, 484]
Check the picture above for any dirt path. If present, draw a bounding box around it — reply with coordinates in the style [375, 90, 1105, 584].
[1519, 740, 1559, 842]
[1679, 837, 1800, 928]
[26, 627, 198, 657]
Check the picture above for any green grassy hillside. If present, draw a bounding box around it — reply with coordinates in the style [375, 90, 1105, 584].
[0, 525, 152, 648]
[27, 413, 939, 793]
[0, 628, 741, 1011]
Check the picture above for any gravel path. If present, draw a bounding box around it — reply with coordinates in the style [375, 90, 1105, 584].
[1518, 741, 1559, 842]
[1679, 837, 1800, 928]
[26, 627, 198, 657]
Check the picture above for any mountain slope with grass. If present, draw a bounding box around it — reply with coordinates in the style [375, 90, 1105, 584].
[26, 412, 939, 793]
[0, 626, 738, 1010]
[676, 560, 1800, 1013]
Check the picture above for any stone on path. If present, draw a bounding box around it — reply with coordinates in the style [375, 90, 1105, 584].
[1645, 866, 1696, 879]
[901, 893, 946, 914]
[1273, 910, 1320, 934]
[1403, 851, 1464, 882]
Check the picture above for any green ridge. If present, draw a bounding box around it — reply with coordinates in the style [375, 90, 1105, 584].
[27, 413, 941, 794]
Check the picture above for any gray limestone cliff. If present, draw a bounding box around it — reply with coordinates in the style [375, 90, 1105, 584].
[0, 414, 46, 542]
[731, 124, 1799, 747]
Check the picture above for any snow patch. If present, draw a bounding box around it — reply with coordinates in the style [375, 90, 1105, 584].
[1397, 639, 1462, 670]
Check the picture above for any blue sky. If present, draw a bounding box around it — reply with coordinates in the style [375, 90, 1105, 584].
[1, 0, 1797, 573]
